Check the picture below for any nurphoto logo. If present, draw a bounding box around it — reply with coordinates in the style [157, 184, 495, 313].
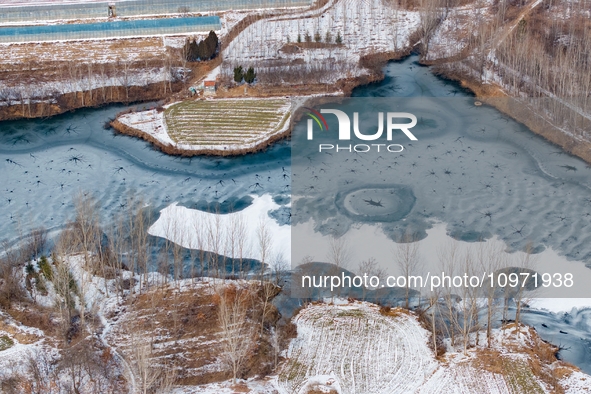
[305, 107, 418, 153]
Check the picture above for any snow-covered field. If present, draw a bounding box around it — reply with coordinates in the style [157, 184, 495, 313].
[277, 301, 589, 394]
[165, 98, 291, 148]
[117, 97, 292, 153]
[223, 0, 420, 82]
[0, 67, 172, 104]
[278, 302, 438, 394]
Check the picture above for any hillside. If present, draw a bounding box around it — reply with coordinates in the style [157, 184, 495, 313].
[277, 301, 590, 394]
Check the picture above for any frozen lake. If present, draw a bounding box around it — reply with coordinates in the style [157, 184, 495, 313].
[0, 55, 590, 372]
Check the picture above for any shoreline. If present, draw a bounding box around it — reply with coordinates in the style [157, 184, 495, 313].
[0, 80, 183, 121]
[110, 112, 294, 157]
[109, 49, 410, 157]
[430, 66, 591, 165]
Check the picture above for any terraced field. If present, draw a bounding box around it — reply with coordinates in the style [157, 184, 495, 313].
[164, 98, 291, 149]
[278, 302, 565, 394]
[278, 303, 438, 394]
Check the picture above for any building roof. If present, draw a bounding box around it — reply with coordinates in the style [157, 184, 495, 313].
[204, 80, 216, 87]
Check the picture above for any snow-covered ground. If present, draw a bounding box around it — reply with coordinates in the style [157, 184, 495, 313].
[278, 301, 438, 393]
[117, 97, 292, 154]
[118, 107, 172, 144]
[223, 0, 420, 82]
[149, 194, 291, 264]
[277, 300, 590, 393]
[0, 309, 53, 382]
[0, 67, 172, 104]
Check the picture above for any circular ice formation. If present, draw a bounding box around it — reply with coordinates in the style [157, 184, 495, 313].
[335, 185, 415, 222]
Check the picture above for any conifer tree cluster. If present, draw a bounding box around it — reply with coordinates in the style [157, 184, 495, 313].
[233, 66, 257, 84]
[184, 30, 219, 62]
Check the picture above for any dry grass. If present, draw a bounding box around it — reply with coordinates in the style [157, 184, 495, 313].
[0, 37, 168, 70]
[471, 324, 578, 393]
[1, 306, 58, 342]
[164, 98, 291, 147]
[379, 305, 412, 317]
[106, 281, 279, 385]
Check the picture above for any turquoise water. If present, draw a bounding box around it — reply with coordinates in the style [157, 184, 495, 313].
[0, 16, 221, 42]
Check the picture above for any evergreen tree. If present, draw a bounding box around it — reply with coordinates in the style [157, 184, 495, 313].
[314, 31, 322, 42]
[305, 31, 311, 43]
[233, 66, 244, 83]
[244, 67, 256, 84]
[190, 39, 199, 60]
[204, 30, 219, 59]
[184, 31, 218, 61]
[325, 31, 332, 43]
[297, 33, 302, 43]
[197, 40, 206, 60]
[183, 38, 199, 61]
[336, 32, 343, 45]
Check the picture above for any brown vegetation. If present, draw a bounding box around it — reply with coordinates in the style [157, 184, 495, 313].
[106, 280, 283, 386]
[0, 80, 185, 121]
[472, 324, 577, 393]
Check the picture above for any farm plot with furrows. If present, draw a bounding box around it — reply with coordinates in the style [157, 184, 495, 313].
[278, 302, 438, 394]
[164, 98, 291, 147]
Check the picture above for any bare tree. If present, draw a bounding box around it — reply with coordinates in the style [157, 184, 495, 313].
[326, 234, 350, 299]
[357, 257, 386, 301]
[418, 0, 444, 54]
[24, 349, 59, 394]
[216, 284, 256, 384]
[125, 332, 176, 394]
[478, 240, 507, 347]
[457, 247, 479, 355]
[514, 243, 538, 326]
[207, 211, 225, 280]
[257, 216, 273, 282]
[437, 240, 459, 347]
[394, 231, 422, 309]
[235, 214, 250, 279]
[259, 280, 279, 338]
[51, 254, 76, 338]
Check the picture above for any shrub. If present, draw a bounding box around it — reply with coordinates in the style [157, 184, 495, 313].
[233, 66, 244, 83]
[38, 255, 52, 280]
[0, 335, 14, 351]
[244, 67, 256, 84]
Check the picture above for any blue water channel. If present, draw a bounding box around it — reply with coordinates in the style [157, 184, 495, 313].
[0, 15, 221, 42]
[0, 0, 313, 25]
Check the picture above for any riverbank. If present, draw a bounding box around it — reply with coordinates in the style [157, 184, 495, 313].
[432, 66, 591, 165]
[110, 102, 293, 157]
[109, 46, 409, 157]
[0, 80, 183, 121]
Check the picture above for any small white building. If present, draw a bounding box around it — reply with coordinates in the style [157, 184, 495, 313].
[204, 80, 216, 95]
